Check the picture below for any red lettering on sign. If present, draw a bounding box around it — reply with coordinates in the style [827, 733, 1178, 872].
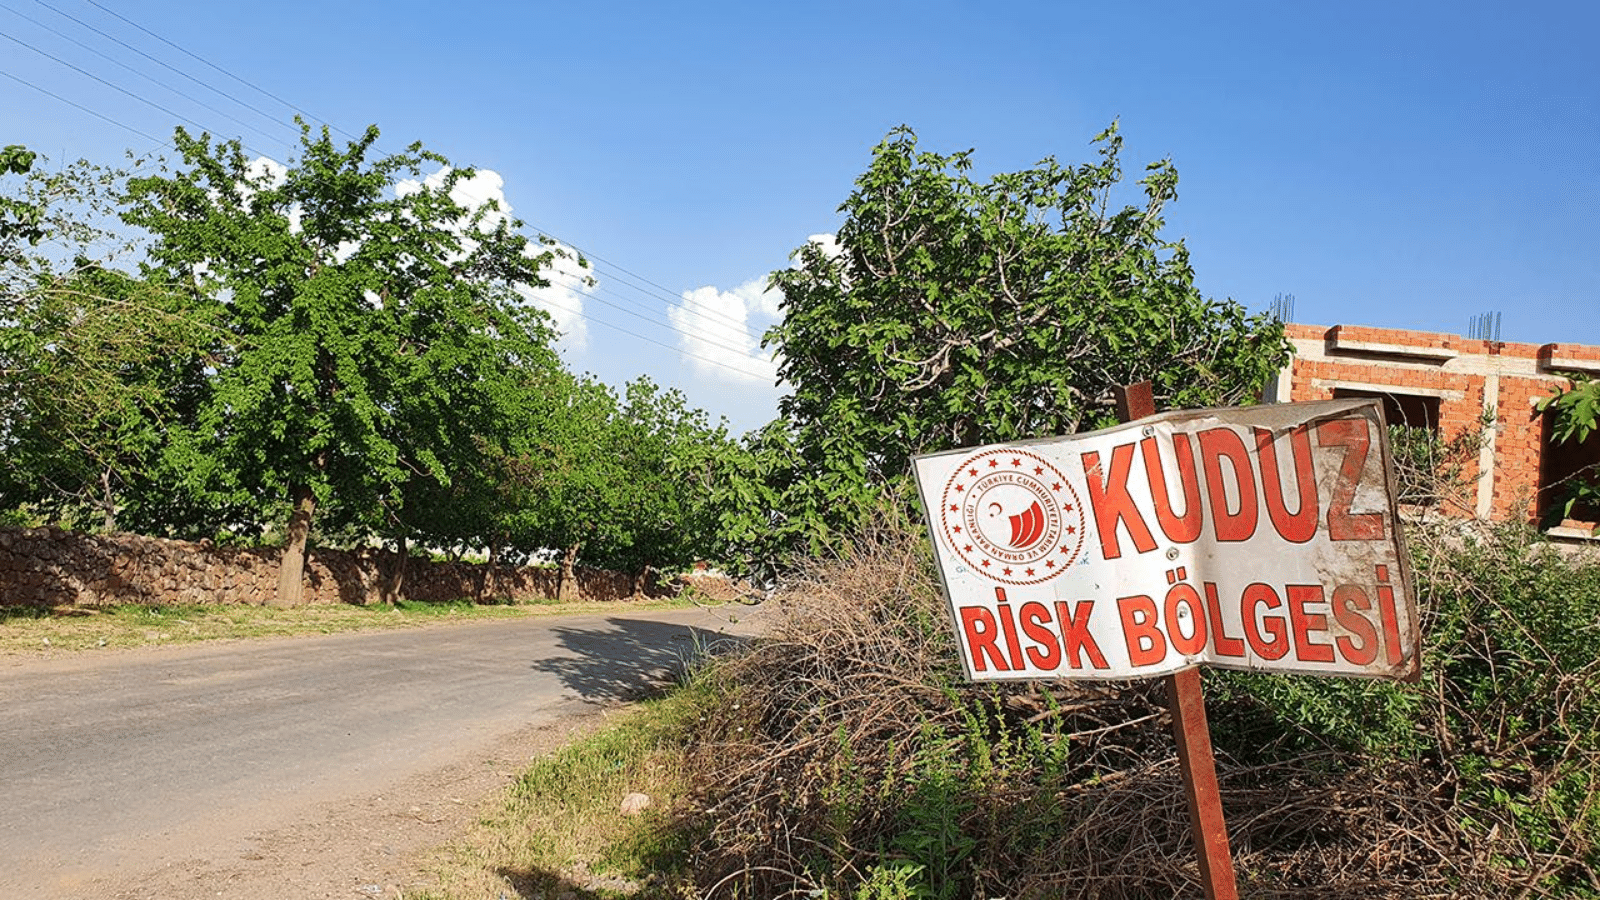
[1142, 434, 1203, 544]
[1375, 565, 1403, 667]
[1286, 584, 1335, 663]
[1331, 584, 1378, 666]
[1317, 418, 1386, 541]
[1204, 582, 1246, 657]
[1164, 582, 1209, 656]
[959, 606, 1007, 672]
[995, 589, 1026, 671]
[1083, 443, 1157, 560]
[1117, 594, 1166, 666]
[1198, 427, 1259, 542]
[1019, 601, 1062, 670]
[1055, 600, 1110, 670]
[1243, 583, 1290, 660]
[1255, 425, 1319, 543]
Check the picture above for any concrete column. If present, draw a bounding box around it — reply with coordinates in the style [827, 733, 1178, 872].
[1476, 373, 1499, 520]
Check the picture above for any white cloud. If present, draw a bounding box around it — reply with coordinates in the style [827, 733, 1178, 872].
[666, 275, 782, 384]
[803, 232, 841, 261]
[396, 167, 513, 234]
[520, 247, 594, 352]
[396, 166, 594, 351]
[245, 156, 287, 187]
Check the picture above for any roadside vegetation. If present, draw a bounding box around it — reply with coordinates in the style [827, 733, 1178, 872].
[411, 689, 707, 900]
[12, 118, 1600, 899]
[1, 135, 745, 601]
[411, 514, 1600, 900]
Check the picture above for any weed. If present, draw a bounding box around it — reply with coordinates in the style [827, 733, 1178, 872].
[669, 510, 1600, 899]
[413, 692, 706, 899]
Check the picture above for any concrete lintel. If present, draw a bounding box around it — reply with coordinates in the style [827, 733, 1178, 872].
[1540, 354, 1600, 375]
[1310, 379, 1466, 403]
[1328, 336, 1459, 362]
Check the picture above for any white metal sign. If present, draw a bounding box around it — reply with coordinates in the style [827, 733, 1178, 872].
[912, 399, 1420, 683]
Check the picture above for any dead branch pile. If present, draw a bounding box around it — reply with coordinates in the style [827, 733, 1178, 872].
[674, 516, 1600, 899]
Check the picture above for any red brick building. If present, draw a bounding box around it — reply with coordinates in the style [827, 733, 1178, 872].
[1269, 323, 1600, 528]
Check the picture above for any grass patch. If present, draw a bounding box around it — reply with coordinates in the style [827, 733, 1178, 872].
[0, 596, 690, 657]
[410, 685, 710, 899]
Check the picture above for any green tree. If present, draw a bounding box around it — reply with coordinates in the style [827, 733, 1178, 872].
[0, 264, 212, 531]
[0, 144, 43, 245]
[756, 123, 1291, 567]
[1, 148, 211, 531]
[490, 374, 743, 597]
[122, 123, 563, 604]
[599, 377, 742, 581]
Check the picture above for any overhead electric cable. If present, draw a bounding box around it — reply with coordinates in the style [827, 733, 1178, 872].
[539, 294, 777, 382]
[590, 261, 770, 340]
[0, 65, 162, 143]
[531, 228, 770, 335]
[31, 1, 770, 349]
[0, 27, 268, 158]
[1, 1, 297, 151]
[570, 280, 770, 361]
[14, 1, 782, 381]
[77, 0, 355, 142]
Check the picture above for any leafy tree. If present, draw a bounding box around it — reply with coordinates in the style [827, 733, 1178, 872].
[0, 144, 42, 245]
[487, 370, 620, 595]
[490, 374, 743, 597]
[0, 265, 212, 531]
[600, 377, 743, 580]
[754, 123, 1291, 567]
[1, 148, 210, 531]
[121, 123, 563, 604]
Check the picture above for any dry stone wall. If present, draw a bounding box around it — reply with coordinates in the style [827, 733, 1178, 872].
[0, 526, 646, 608]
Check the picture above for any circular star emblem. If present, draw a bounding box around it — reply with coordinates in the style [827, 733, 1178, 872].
[939, 448, 1086, 586]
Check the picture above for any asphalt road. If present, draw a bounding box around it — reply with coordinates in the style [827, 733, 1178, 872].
[0, 604, 760, 896]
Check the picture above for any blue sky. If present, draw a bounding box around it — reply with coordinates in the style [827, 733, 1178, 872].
[3, 0, 1595, 435]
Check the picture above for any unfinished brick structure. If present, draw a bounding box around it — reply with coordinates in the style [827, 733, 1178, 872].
[1268, 323, 1600, 526]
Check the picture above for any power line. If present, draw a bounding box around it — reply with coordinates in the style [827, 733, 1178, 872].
[10, 0, 298, 150]
[568, 280, 766, 361]
[31, 2, 773, 354]
[8, 2, 784, 382]
[581, 264, 780, 349]
[77, 0, 353, 143]
[0, 25, 269, 158]
[0, 65, 162, 144]
[533, 228, 771, 337]
[535, 291, 778, 382]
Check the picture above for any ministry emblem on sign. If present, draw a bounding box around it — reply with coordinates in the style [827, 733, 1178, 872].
[938, 448, 1086, 585]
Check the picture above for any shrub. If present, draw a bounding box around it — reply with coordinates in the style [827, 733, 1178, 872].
[674, 511, 1600, 899]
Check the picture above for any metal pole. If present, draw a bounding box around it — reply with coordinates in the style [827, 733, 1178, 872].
[1113, 382, 1240, 900]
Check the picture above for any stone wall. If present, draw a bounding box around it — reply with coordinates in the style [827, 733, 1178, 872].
[0, 526, 648, 608]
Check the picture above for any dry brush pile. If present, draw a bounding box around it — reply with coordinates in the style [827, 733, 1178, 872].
[668, 516, 1600, 900]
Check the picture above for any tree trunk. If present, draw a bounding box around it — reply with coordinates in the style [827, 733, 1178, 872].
[557, 542, 581, 601]
[483, 541, 499, 602]
[382, 533, 408, 605]
[273, 485, 316, 607]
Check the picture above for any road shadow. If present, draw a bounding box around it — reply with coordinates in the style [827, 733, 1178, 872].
[530, 615, 752, 703]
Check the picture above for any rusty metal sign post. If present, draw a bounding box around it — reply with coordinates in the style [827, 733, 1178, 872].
[910, 382, 1421, 898]
[1116, 381, 1238, 900]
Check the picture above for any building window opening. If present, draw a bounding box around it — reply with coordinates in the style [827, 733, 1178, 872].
[1331, 388, 1441, 433]
[1539, 407, 1600, 528]
[1333, 388, 1455, 509]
